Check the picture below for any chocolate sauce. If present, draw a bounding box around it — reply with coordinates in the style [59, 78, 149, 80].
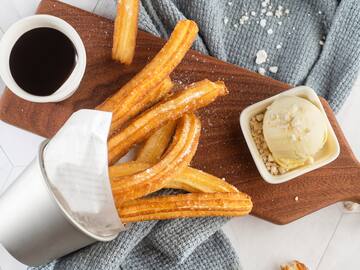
[9, 27, 76, 96]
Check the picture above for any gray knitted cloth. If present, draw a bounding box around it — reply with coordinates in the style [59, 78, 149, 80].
[139, 0, 360, 112]
[30, 1, 360, 270]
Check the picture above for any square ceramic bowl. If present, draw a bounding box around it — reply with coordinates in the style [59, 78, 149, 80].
[240, 86, 340, 184]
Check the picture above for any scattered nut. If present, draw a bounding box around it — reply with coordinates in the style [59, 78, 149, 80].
[281, 260, 308, 270]
[343, 201, 359, 211]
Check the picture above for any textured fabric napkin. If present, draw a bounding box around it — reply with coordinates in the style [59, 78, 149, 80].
[30, 0, 360, 269]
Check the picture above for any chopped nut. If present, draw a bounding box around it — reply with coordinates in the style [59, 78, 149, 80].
[256, 113, 264, 122]
[260, 19, 267, 28]
[240, 15, 249, 24]
[250, 113, 288, 176]
[269, 66, 278, 73]
[343, 201, 359, 211]
[258, 67, 266, 75]
[256, 50, 268, 64]
[270, 166, 278, 175]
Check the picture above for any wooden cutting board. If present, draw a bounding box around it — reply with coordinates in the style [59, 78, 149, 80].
[1, 0, 359, 224]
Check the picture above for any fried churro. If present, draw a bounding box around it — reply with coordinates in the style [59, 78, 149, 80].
[111, 77, 174, 136]
[109, 161, 150, 177]
[136, 121, 177, 163]
[108, 79, 228, 165]
[112, 0, 139, 64]
[151, 77, 174, 105]
[166, 167, 239, 193]
[111, 113, 201, 204]
[133, 117, 238, 193]
[99, 20, 198, 133]
[110, 162, 238, 193]
[118, 192, 253, 222]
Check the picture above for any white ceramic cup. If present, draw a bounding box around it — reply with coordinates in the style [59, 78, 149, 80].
[0, 15, 86, 103]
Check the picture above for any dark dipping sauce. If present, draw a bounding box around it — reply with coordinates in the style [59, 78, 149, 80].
[9, 27, 76, 96]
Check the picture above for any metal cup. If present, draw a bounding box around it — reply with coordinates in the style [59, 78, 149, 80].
[0, 141, 118, 266]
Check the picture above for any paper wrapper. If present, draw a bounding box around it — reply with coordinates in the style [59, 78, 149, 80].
[43, 109, 124, 237]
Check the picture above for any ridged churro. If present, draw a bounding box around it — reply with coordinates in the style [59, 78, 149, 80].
[99, 20, 199, 133]
[112, 0, 139, 64]
[151, 77, 174, 105]
[110, 77, 174, 136]
[166, 167, 239, 193]
[109, 161, 150, 177]
[136, 121, 177, 163]
[118, 192, 253, 222]
[108, 79, 228, 164]
[111, 113, 201, 204]
[133, 118, 238, 193]
[110, 162, 238, 193]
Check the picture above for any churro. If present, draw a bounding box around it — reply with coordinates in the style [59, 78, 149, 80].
[133, 117, 238, 193]
[111, 113, 201, 204]
[118, 192, 253, 222]
[108, 79, 228, 164]
[110, 162, 238, 193]
[99, 20, 199, 133]
[109, 161, 150, 177]
[109, 77, 173, 136]
[150, 77, 174, 105]
[166, 167, 239, 193]
[136, 121, 177, 163]
[112, 0, 139, 64]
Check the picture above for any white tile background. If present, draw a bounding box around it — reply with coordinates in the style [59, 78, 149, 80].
[0, 1, 359, 269]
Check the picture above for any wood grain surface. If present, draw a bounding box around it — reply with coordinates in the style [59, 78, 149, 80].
[0, 0, 359, 224]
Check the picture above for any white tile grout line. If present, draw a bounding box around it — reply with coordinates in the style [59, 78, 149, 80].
[315, 212, 344, 270]
[92, 0, 103, 12]
[1, 165, 25, 195]
[0, 162, 13, 195]
[0, 145, 14, 167]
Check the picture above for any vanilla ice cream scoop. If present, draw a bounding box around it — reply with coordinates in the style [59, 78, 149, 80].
[263, 96, 328, 170]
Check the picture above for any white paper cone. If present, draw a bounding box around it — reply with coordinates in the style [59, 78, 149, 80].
[44, 109, 124, 237]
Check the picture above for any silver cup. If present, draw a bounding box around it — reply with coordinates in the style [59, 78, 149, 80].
[0, 141, 118, 266]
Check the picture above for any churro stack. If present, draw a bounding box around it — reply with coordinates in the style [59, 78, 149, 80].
[96, 5, 253, 222]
